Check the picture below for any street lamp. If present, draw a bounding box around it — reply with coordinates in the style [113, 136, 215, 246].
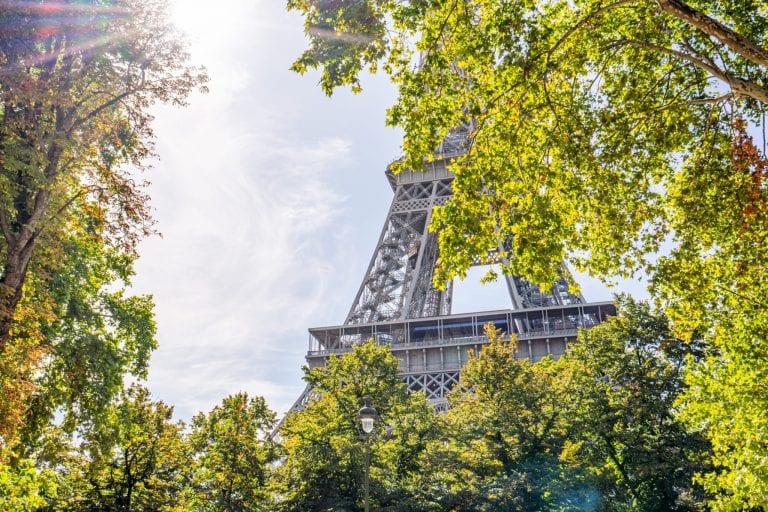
[357, 396, 378, 512]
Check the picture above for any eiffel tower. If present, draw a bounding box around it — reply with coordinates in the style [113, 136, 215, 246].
[289, 125, 615, 412]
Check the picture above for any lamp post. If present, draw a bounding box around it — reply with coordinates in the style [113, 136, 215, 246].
[357, 396, 378, 512]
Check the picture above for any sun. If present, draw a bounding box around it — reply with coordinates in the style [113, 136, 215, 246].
[169, 0, 254, 49]
[169, 0, 218, 38]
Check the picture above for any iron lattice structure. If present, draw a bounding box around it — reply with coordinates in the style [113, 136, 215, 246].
[289, 133, 615, 412]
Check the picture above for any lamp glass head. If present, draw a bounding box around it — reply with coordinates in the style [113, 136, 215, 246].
[358, 396, 378, 434]
[360, 416, 375, 433]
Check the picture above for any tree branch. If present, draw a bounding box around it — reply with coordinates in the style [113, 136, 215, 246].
[71, 67, 147, 131]
[542, 0, 636, 124]
[687, 93, 734, 105]
[32, 186, 96, 240]
[611, 39, 768, 103]
[655, 0, 768, 69]
[0, 209, 12, 246]
[421, 0, 459, 65]
[547, 0, 636, 60]
[72, 89, 137, 130]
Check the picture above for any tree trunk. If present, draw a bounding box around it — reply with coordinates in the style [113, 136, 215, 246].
[0, 229, 38, 348]
[0, 144, 59, 350]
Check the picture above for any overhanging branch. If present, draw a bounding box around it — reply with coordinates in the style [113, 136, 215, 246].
[655, 0, 768, 70]
[610, 39, 768, 103]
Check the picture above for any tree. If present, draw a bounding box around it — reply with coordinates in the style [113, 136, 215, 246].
[288, 0, 768, 289]
[288, 0, 768, 503]
[272, 340, 438, 511]
[187, 392, 279, 512]
[45, 384, 189, 512]
[0, 201, 157, 470]
[649, 124, 768, 510]
[408, 301, 711, 511]
[0, 211, 157, 509]
[416, 324, 595, 511]
[14, 217, 156, 447]
[0, 1, 206, 445]
[0, 0, 206, 341]
[558, 296, 711, 511]
[0, 456, 56, 512]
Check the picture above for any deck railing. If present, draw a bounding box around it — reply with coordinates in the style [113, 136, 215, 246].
[306, 302, 614, 356]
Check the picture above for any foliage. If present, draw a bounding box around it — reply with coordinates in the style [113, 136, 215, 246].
[416, 324, 598, 511]
[407, 300, 711, 511]
[187, 392, 280, 512]
[0, 204, 156, 460]
[273, 340, 438, 511]
[289, 0, 768, 503]
[42, 384, 189, 512]
[22, 223, 155, 451]
[0, 0, 206, 443]
[0, 455, 56, 512]
[0, 198, 156, 512]
[559, 296, 711, 511]
[655, 121, 768, 510]
[6, 304, 707, 511]
[676, 306, 768, 510]
[289, 0, 768, 286]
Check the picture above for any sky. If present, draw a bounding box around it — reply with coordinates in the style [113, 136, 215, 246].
[131, 0, 646, 420]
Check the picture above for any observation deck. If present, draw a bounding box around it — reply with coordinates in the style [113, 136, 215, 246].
[306, 301, 616, 405]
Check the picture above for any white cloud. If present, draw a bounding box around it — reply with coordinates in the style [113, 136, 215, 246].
[122, 0, 402, 421]
[133, 126, 354, 417]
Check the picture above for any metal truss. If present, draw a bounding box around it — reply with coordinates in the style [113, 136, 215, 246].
[346, 155, 583, 324]
[505, 272, 584, 309]
[404, 371, 461, 402]
[345, 176, 454, 324]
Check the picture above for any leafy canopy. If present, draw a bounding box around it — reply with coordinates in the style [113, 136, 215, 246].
[422, 324, 596, 512]
[42, 384, 189, 512]
[273, 341, 438, 511]
[412, 299, 711, 511]
[187, 392, 280, 512]
[558, 297, 711, 511]
[0, 0, 206, 447]
[289, 0, 768, 288]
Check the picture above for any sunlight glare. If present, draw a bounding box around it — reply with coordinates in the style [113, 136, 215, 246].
[169, 0, 256, 61]
[170, 0, 233, 39]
